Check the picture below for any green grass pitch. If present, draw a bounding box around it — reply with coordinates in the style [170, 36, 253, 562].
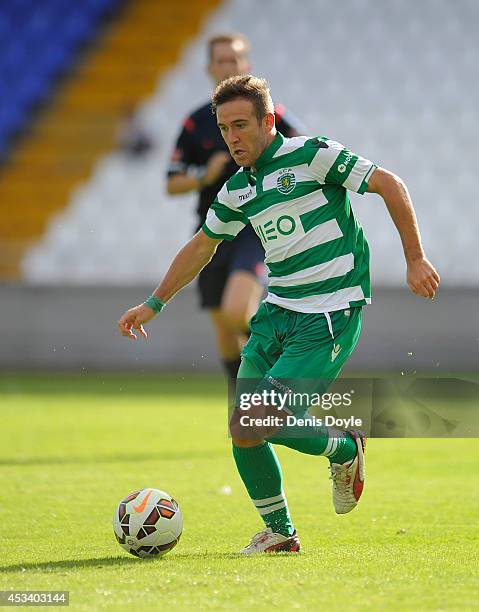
[1, 374, 478, 610]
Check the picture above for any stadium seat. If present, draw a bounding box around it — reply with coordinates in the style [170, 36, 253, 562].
[0, 0, 122, 156]
[20, 0, 479, 286]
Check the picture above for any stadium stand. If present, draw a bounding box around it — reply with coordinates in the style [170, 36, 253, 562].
[0, 0, 118, 159]
[0, 0, 221, 279]
[11, 0, 479, 285]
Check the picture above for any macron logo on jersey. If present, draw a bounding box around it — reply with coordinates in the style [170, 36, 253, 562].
[235, 185, 256, 205]
[239, 188, 254, 202]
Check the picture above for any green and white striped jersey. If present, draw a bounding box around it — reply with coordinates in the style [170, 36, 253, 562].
[202, 132, 376, 313]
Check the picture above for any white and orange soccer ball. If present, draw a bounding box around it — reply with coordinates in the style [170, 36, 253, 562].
[113, 488, 182, 558]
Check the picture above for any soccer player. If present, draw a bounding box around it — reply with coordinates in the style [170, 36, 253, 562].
[167, 33, 303, 383]
[118, 76, 440, 554]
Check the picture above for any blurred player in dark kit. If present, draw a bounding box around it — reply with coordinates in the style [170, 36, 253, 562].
[167, 33, 303, 382]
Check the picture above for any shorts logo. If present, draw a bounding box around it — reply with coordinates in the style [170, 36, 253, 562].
[331, 344, 342, 362]
[276, 169, 296, 194]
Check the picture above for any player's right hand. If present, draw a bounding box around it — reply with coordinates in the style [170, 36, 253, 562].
[407, 257, 440, 299]
[117, 304, 156, 340]
[203, 151, 231, 186]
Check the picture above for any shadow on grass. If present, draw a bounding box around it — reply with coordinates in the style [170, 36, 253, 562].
[0, 373, 226, 397]
[1, 557, 143, 573]
[168, 552, 302, 561]
[0, 450, 220, 467]
[2, 551, 300, 573]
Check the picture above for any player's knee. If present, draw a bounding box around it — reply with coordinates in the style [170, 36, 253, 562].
[209, 311, 241, 356]
[229, 403, 281, 443]
[229, 407, 262, 444]
[232, 437, 264, 448]
[216, 333, 240, 359]
[221, 304, 248, 334]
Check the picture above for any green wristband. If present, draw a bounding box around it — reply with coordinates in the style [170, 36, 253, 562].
[144, 295, 166, 313]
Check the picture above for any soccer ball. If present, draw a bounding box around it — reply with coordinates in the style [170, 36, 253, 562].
[113, 488, 182, 558]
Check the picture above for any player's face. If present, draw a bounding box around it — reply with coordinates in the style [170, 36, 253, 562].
[208, 41, 250, 84]
[217, 98, 273, 167]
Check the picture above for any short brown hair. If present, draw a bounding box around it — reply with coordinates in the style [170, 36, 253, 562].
[207, 33, 250, 62]
[211, 75, 274, 121]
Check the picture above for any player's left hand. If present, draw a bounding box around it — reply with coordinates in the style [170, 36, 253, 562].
[118, 304, 156, 340]
[407, 257, 440, 299]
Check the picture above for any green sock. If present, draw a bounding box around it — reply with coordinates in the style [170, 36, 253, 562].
[232, 442, 294, 537]
[269, 427, 357, 464]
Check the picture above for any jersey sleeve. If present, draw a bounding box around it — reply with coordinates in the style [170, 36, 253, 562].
[309, 138, 377, 194]
[275, 102, 307, 137]
[201, 184, 249, 241]
[166, 116, 197, 177]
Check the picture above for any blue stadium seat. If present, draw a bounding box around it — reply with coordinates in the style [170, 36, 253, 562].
[16, 73, 51, 108]
[0, 102, 27, 139]
[0, 0, 121, 157]
[4, 0, 38, 24]
[39, 44, 74, 79]
[3, 42, 31, 77]
[0, 14, 12, 42]
[84, 0, 118, 19]
[24, 11, 52, 37]
[63, 12, 95, 47]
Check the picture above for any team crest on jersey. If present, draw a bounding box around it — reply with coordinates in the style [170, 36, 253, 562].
[276, 169, 296, 195]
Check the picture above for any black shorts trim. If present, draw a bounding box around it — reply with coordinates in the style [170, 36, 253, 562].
[198, 227, 265, 309]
